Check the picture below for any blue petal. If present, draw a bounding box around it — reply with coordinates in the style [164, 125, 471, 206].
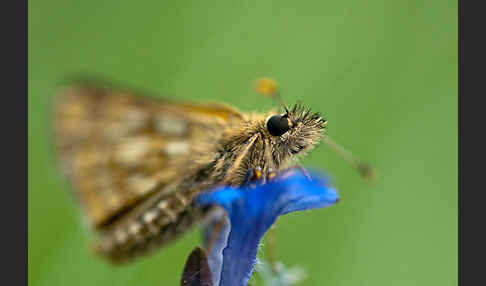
[203, 209, 230, 286]
[197, 169, 339, 286]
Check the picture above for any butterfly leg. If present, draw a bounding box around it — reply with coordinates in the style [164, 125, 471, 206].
[243, 166, 299, 185]
[287, 164, 312, 180]
[265, 165, 311, 185]
[266, 168, 278, 181]
[241, 167, 264, 186]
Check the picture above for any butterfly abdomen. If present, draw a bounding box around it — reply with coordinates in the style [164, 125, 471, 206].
[95, 187, 211, 263]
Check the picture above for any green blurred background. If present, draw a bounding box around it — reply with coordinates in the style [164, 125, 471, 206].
[28, 0, 457, 285]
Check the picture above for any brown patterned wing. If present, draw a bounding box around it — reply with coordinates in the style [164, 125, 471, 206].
[53, 80, 243, 229]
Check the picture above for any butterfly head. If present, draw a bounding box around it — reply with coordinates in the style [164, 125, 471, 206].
[265, 104, 327, 157]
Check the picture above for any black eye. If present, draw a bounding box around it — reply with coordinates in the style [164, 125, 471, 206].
[266, 114, 291, 136]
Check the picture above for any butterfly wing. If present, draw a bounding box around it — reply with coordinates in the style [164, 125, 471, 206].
[53, 80, 243, 228]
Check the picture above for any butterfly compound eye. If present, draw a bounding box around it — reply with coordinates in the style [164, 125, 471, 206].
[266, 114, 291, 136]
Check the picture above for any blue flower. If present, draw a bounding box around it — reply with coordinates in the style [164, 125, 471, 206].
[196, 168, 339, 286]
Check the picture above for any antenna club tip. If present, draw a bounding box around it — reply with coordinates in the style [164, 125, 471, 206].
[357, 162, 379, 183]
[254, 77, 279, 96]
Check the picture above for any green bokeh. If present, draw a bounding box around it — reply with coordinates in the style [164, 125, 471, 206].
[28, 1, 457, 285]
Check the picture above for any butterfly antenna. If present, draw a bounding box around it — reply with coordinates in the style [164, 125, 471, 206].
[323, 136, 378, 182]
[254, 77, 289, 114]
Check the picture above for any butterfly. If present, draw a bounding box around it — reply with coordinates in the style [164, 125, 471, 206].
[52, 77, 374, 263]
